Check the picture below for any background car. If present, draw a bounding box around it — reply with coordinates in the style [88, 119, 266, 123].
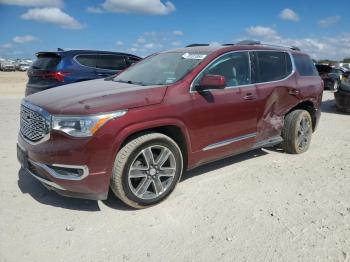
[0, 60, 16, 71]
[315, 64, 341, 91]
[25, 49, 141, 96]
[335, 71, 350, 112]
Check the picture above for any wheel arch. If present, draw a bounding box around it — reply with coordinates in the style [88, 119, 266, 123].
[114, 120, 191, 170]
[286, 100, 317, 131]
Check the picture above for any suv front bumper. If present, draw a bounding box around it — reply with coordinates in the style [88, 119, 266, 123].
[17, 134, 113, 201]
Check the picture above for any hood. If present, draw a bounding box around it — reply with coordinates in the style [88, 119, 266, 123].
[26, 79, 167, 115]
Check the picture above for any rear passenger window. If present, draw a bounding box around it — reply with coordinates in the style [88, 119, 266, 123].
[97, 55, 126, 70]
[293, 54, 318, 76]
[257, 51, 292, 82]
[75, 55, 97, 68]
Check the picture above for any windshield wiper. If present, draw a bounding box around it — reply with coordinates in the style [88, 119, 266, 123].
[114, 79, 146, 86]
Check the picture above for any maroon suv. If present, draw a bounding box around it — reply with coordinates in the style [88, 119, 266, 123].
[17, 42, 323, 208]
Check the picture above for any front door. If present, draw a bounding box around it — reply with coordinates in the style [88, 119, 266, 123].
[188, 51, 259, 159]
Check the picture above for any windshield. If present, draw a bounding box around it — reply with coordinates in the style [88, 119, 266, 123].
[113, 52, 206, 86]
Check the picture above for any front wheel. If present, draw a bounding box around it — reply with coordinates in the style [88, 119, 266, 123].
[282, 110, 313, 154]
[111, 133, 183, 209]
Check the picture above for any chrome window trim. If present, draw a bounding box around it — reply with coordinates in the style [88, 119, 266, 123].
[73, 53, 127, 71]
[202, 132, 257, 151]
[190, 50, 296, 93]
[31, 160, 89, 181]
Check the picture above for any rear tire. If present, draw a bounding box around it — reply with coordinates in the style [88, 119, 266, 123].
[330, 80, 339, 91]
[282, 110, 312, 154]
[110, 133, 183, 209]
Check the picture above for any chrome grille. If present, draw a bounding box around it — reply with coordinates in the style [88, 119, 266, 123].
[20, 103, 50, 143]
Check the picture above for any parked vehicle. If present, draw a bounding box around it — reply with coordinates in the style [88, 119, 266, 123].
[0, 60, 15, 71]
[25, 49, 142, 96]
[315, 64, 340, 91]
[335, 71, 350, 112]
[17, 41, 323, 208]
[17, 62, 31, 71]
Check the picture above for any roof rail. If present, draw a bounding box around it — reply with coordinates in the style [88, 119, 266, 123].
[186, 44, 210, 47]
[236, 40, 301, 51]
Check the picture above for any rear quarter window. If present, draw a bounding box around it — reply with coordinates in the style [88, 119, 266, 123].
[75, 55, 98, 68]
[293, 54, 319, 76]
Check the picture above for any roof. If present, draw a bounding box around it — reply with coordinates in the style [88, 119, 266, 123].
[36, 49, 141, 58]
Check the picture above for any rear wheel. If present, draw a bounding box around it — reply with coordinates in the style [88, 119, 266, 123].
[282, 110, 312, 154]
[111, 133, 183, 209]
[330, 80, 339, 91]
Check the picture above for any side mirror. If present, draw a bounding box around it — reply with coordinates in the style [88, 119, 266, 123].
[196, 74, 226, 91]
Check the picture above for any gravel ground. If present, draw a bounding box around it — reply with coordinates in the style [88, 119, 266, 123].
[0, 72, 350, 262]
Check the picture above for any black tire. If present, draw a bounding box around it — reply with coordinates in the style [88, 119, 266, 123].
[329, 80, 339, 91]
[282, 110, 313, 154]
[111, 133, 183, 209]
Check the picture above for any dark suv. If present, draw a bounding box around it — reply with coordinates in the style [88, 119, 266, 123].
[25, 49, 141, 96]
[17, 41, 323, 208]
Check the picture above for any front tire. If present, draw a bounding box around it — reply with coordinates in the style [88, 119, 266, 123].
[111, 133, 183, 209]
[282, 110, 313, 154]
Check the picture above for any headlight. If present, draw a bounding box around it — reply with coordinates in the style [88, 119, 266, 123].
[52, 110, 127, 137]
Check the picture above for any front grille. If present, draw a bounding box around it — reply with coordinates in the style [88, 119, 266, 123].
[20, 103, 50, 143]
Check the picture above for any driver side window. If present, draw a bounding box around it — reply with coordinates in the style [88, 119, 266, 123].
[195, 52, 251, 88]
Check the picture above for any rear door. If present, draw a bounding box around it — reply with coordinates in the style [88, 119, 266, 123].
[252, 51, 297, 141]
[95, 54, 127, 78]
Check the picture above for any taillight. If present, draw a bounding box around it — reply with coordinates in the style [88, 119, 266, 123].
[49, 71, 70, 82]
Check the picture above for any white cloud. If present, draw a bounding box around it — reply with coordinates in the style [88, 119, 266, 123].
[171, 41, 181, 47]
[100, 0, 175, 15]
[116, 41, 123, 46]
[246, 26, 278, 38]
[209, 42, 221, 46]
[21, 8, 82, 29]
[244, 25, 350, 60]
[173, 30, 183, 36]
[13, 35, 38, 43]
[319, 16, 340, 28]
[279, 8, 299, 22]
[137, 37, 146, 43]
[1, 43, 13, 49]
[0, 0, 63, 7]
[86, 6, 103, 13]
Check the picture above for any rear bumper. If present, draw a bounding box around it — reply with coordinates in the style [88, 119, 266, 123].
[334, 88, 350, 112]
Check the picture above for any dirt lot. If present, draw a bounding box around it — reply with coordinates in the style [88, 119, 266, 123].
[0, 71, 349, 262]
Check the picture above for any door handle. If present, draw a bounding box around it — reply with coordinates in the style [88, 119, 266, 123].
[243, 93, 257, 100]
[288, 88, 300, 96]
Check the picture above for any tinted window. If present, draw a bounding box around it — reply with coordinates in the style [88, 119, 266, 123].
[32, 54, 60, 70]
[195, 52, 251, 87]
[293, 54, 318, 76]
[257, 51, 292, 82]
[127, 56, 140, 66]
[316, 64, 331, 74]
[97, 55, 126, 70]
[76, 55, 97, 68]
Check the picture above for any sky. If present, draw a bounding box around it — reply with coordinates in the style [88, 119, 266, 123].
[0, 0, 349, 60]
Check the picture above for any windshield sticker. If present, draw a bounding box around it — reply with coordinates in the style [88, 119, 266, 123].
[182, 53, 207, 60]
[165, 78, 176, 84]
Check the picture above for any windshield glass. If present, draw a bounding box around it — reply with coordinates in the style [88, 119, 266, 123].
[113, 52, 206, 86]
